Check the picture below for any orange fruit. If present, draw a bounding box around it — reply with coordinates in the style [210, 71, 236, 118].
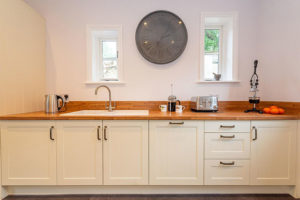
[270, 108, 279, 114]
[270, 106, 278, 110]
[278, 108, 285, 114]
[263, 107, 271, 114]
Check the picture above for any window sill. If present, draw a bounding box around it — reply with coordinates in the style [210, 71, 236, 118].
[196, 80, 241, 83]
[85, 81, 126, 85]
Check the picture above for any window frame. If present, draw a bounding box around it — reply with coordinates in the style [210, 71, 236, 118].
[198, 12, 239, 83]
[86, 25, 124, 85]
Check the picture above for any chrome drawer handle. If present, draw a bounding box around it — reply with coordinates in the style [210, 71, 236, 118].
[220, 135, 235, 139]
[169, 122, 184, 125]
[220, 161, 235, 166]
[104, 126, 108, 141]
[50, 126, 55, 141]
[220, 125, 235, 128]
[97, 126, 101, 141]
[252, 126, 258, 141]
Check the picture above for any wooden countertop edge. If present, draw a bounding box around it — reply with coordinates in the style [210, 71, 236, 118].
[0, 111, 298, 120]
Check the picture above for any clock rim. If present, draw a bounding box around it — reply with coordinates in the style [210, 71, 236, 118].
[135, 10, 188, 65]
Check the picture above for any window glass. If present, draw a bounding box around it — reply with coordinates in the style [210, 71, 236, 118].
[204, 29, 220, 80]
[101, 40, 118, 80]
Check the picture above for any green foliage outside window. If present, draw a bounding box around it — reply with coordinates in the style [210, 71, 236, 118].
[205, 29, 219, 53]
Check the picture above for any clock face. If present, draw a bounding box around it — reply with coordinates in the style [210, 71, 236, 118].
[135, 10, 188, 64]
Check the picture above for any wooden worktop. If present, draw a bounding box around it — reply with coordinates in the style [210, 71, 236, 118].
[0, 101, 299, 120]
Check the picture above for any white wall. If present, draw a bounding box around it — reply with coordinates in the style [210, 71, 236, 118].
[257, 0, 300, 102]
[0, 0, 46, 115]
[24, 0, 265, 101]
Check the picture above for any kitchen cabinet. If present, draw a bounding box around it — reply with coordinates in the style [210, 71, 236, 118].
[149, 120, 204, 185]
[1, 121, 56, 185]
[103, 120, 148, 185]
[250, 120, 297, 185]
[204, 120, 250, 185]
[205, 132, 250, 159]
[57, 121, 102, 185]
[205, 160, 250, 185]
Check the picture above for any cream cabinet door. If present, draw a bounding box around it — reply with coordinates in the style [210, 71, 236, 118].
[250, 120, 297, 185]
[1, 121, 56, 185]
[57, 121, 102, 185]
[103, 120, 148, 185]
[149, 120, 204, 185]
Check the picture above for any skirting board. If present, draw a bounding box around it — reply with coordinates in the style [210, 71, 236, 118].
[3, 186, 296, 197]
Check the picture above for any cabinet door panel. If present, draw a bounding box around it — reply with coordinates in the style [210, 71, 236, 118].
[103, 120, 148, 185]
[205, 132, 250, 159]
[205, 121, 250, 133]
[205, 160, 250, 185]
[250, 120, 296, 185]
[1, 121, 56, 185]
[150, 120, 204, 185]
[57, 121, 102, 185]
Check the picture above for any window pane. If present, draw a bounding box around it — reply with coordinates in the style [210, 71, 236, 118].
[102, 41, 117, 59]
[204, 29, 220, 80]
[101, 40, 118, 80]
[102, 59, 118, 80]
[205, 29, 219, 53]
[204, 54, 219, 80]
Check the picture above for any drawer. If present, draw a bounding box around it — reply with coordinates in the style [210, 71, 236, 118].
[205, 121, 250, 133]
[205, 132, 250, 159]
[204, 160, 250, 185]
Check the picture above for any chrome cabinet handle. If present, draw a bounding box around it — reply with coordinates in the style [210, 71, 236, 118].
[220, 135, 235, 139]
[252, 126, 258, 141]
[104, 126, 108, 141]
[50, 126, 55, 141]
[220, 125, 235, 128]
[169, 122, 184, 125]
[220, 161, 235, 166]
[97, 126, 101, 140]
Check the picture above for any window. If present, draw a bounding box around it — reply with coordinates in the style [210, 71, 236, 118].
[199, 13, 239, 82]
[101, 40, 118, 80]
[204, 28, 222, 80]
[86, 25, 123, 84]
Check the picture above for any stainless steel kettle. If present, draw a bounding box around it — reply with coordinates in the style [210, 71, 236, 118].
[44, 94, 65, 113]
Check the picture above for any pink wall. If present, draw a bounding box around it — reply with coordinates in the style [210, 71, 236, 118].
[258, 0, 300, 102]
[24, 0, 299, 102]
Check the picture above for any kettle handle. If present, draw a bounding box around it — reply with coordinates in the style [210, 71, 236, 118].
[57, 95, 65, 111]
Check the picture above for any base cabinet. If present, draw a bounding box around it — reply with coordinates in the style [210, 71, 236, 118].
[1, 121, 56, 185]
[250, 120, 297, 185]
[0, 119, 297, 187]
[149, 120, 204, 185]
[205, 160, 250, 185]
[57, 121, 103, 185]
[103, 120, 148, 185]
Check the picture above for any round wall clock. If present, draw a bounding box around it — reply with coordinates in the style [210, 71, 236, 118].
[135, 10, 188, 64]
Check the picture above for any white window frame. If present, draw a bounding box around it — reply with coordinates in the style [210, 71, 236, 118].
[198, 12, 239, 83]
[86, 25, 124, 85]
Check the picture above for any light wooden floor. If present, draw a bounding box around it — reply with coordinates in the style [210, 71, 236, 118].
[4, 194, 296, 200]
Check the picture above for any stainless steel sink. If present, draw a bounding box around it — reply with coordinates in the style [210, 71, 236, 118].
[61, 110, 149, 116]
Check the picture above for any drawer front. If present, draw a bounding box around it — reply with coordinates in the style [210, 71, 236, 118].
[204, 160, 250, 185]
[205, 121, 250, 133]
[205, 132, 250, 159]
